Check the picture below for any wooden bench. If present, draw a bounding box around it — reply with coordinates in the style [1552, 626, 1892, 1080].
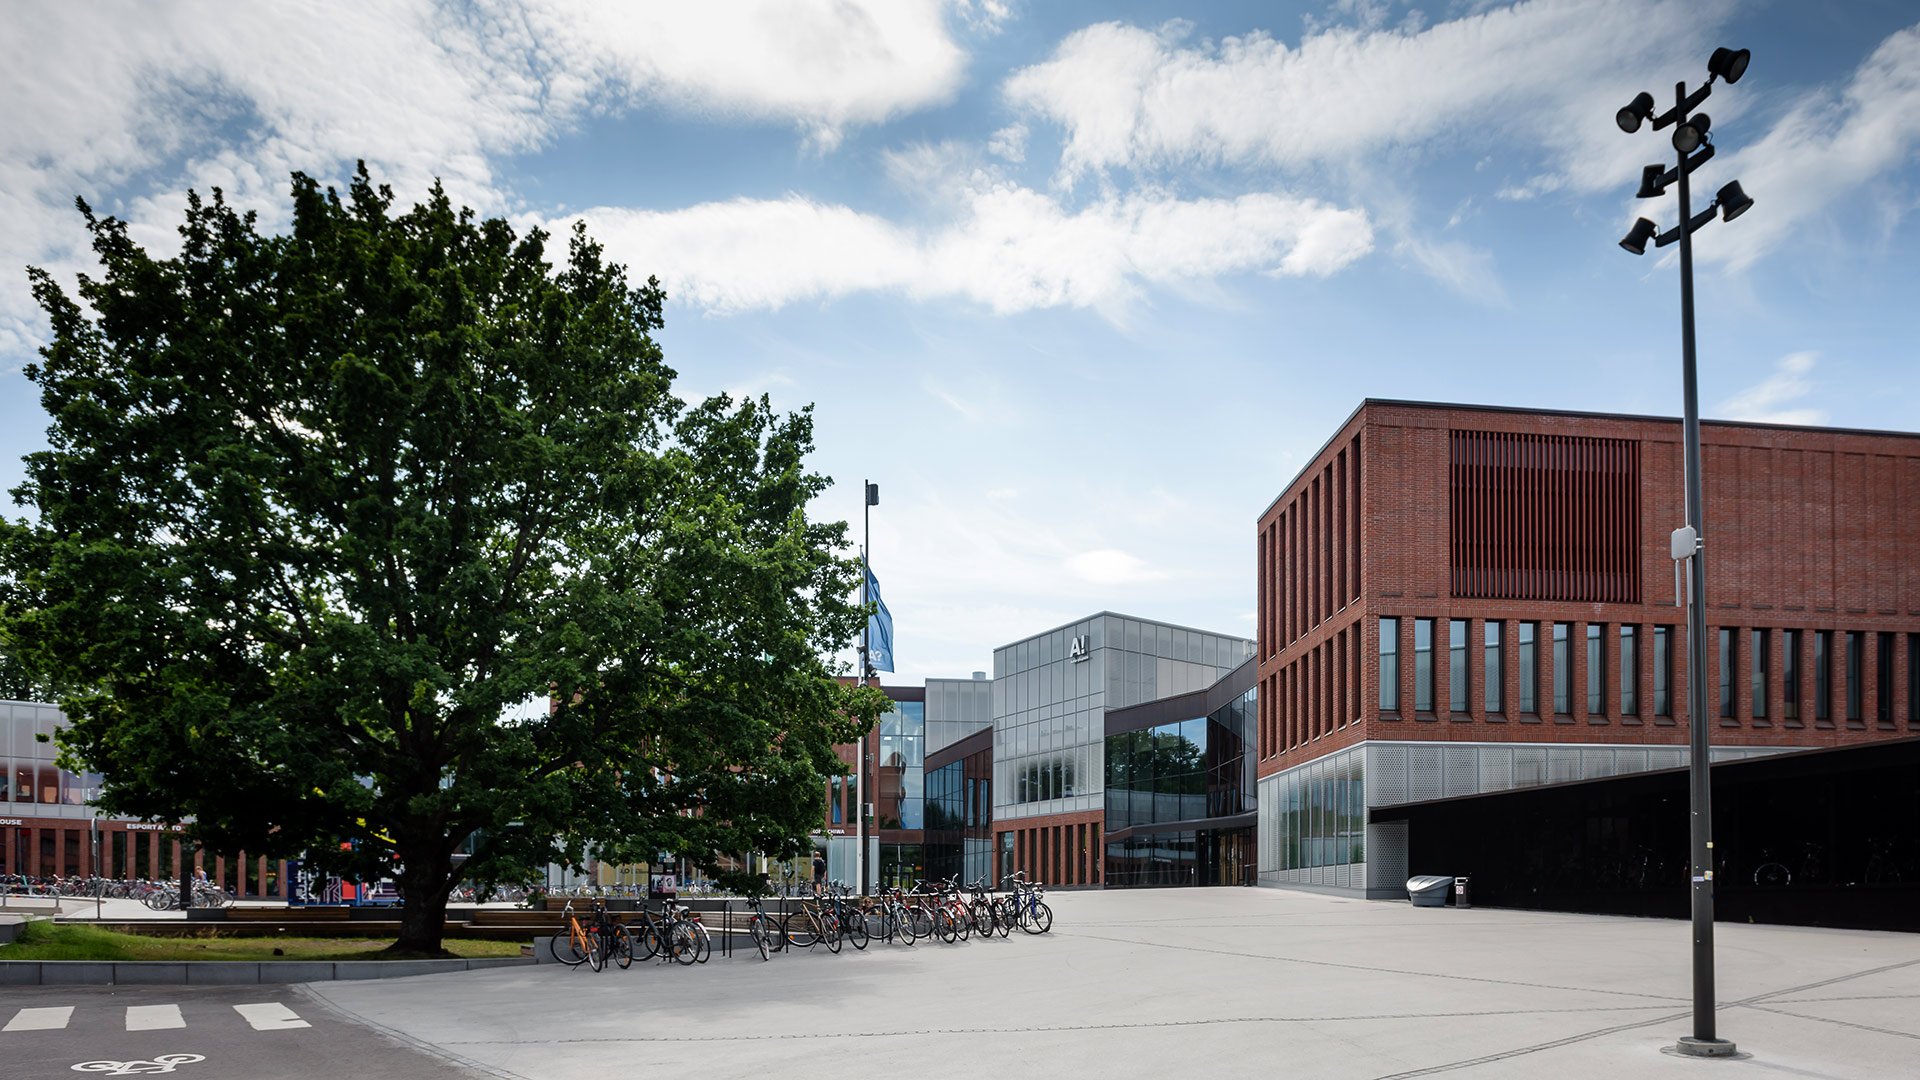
[225, 906, 352, 921]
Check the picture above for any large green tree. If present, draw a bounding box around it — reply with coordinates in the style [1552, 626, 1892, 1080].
[2, 166, 883, 953]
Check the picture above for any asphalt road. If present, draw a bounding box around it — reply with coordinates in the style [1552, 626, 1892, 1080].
[0, 984, 486, 1080]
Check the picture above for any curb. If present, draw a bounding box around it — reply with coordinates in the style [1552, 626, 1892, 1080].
[0, 956, 533, 985]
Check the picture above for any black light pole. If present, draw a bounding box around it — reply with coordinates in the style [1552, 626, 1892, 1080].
[1616, 45, 1753, 1060]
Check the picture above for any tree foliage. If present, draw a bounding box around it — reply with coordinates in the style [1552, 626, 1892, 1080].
[2, 166, 883, 952]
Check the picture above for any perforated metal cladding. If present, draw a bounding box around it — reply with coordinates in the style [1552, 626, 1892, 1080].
[1370, 744, 1409, 805]
[1410, 751, 1444, 802]
[1367, 821, 1409, 890]
[1443, 746, 1478, 798]
[1449, 429, 1640, 603]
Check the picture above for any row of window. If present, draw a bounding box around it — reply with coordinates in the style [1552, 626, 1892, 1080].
[1380, 617, 1675, 719]
[1376, 617, 1920, 726]
[1714, 628, 1920, 726]
[5, 762, 102, 806]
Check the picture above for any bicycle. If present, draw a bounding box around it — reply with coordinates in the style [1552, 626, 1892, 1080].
[549, 900, 605, 971]
[744, 896, 776, 961]
[658, 902, 711, 965]
[965, 878, 1002, 937]
[1003, 872, 1053, 934]
[782, 888, 842, 954]
[873, 887, 917, 945]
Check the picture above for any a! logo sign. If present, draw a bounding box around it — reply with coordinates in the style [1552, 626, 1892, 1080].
[71, 1055, 206, 1075]
[1068, 635, 1089, 662]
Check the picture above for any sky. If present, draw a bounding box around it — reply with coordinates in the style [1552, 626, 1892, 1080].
[2, 0, 1917, 685]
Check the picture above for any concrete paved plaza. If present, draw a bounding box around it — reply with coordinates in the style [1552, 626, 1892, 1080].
[305, 887, 1920, 1079]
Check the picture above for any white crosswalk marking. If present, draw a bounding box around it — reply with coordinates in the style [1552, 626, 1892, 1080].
[126, 1004, 185, 1030]
[4, 1006, 74, 1031]
[233, 1002, 310, 1030]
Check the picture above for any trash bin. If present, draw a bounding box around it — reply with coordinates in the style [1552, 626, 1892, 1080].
[1406, 875, 1452, 907]
[1454, 876, 1471, 909]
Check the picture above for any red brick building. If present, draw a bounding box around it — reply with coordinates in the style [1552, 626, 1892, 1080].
[1253, 400, 1920, 895]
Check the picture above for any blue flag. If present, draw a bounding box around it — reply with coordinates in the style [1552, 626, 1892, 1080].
[864, 561, 894, 673]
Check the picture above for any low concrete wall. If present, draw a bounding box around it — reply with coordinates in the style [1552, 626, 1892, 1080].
[0, 957, 530, 985]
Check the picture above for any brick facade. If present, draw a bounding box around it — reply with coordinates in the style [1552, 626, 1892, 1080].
[995, 806, 1104, 887]
[1256, 400, 1920, 778]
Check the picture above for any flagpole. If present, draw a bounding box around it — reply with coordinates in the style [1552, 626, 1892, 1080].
[857, 479, 870, 897]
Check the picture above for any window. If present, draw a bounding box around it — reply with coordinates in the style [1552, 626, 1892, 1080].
[1552, 622, 1571, 715]
[1751, 629, 1769, 720]
[1378, 618, 1400, 712]
[1449, 620, 1469, 713]
[1719, 628, 1735, 718]
[1847, 631, 1863, 723]
[1485, 621, 1505, 714]
[1654, 626, 1672, 717]
[1414, 619, 1435, 712]
[830, 775, 843, 824]
[1815, 631, 1832, 722]
[1876, 632, 1893, 725]
[1620, 626, 1638, 716]
[1910, 633, 1920, 727]
[1586, 623, 1606, 715]
[1519, 623, 1538, 714]
[1783, 629, 1801, 722]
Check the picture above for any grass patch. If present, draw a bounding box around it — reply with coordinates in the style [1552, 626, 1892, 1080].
[0, 921, 522, 962]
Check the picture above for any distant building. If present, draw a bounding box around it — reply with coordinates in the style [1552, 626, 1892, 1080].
[0, 700, 287, 896]
[1252, 400, 1920, 898]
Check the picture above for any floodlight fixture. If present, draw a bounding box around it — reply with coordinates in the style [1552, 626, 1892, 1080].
[1673, 112, 1715, 154]
[1637, 164, 1669, 199]
[1709, 47, 1750, 84]
[1617, 91, 1656, 133]
[1620, 217, 1658, 255]
[1716, 180, 1753, 222]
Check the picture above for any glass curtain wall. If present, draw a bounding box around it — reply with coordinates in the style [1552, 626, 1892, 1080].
[1103, 688, 1255, 888]
[923, 743, 993, 885]
[877, 701, 925, 829]
[1262, 748, 1365, 875]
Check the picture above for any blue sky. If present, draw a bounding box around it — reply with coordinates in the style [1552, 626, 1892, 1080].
[2, 1, 1916, 683]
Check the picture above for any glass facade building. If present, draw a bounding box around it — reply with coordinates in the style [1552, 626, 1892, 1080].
[1103, 681, 1256, 887]
[992, 614, 1252, 824]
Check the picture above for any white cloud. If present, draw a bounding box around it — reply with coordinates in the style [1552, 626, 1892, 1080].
[1002, 1, 1730, 193]
[988, 123, 1030, 163]
[1717, 352, 1828, 425]
[1703, 25, 1920, 271]
[0, 1, 973, 353]
[1394, 233, 1509, 306]
[560, 182, 1372, 317]
[1066, 549, 1170, 586]
[509, 1, 970, 151]
[954, 0, 1016, 36]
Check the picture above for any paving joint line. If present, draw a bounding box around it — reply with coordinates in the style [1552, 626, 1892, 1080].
[1362, 953, 1920, 1078]
[294, 984, 527, 1080]
[436, 1004, 1682, 1046]
[1740, 1002, 1920, 1044]
[1064, 930, 1689, 1004]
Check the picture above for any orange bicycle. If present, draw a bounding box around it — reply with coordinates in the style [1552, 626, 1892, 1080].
[550, 900, 606, 971]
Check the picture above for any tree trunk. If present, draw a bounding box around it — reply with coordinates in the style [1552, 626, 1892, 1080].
[179, 847, 192, 911]
[388, 845, 454, 957]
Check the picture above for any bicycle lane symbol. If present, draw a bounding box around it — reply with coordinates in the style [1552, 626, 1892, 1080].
[70, 1054, 206, 1075]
